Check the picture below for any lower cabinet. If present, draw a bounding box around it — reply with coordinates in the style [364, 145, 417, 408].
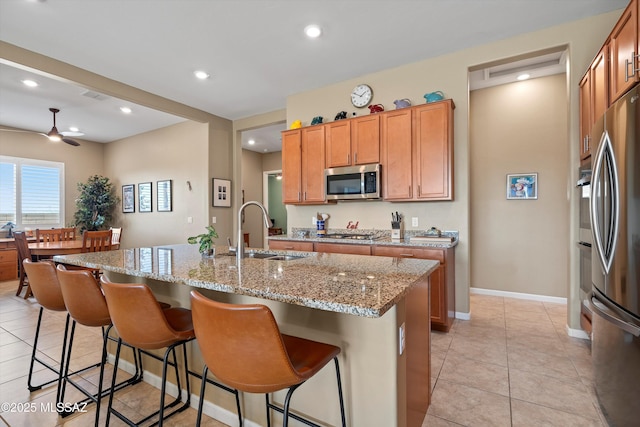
[0, 244, 18, 281]
[269, 238, 455, 332]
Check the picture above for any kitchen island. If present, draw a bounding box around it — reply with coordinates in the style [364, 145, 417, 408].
[54, 244, 438, 427]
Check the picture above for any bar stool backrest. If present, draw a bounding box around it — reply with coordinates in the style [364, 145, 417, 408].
[22, 260, 66, 311]
[190, 290, 300, 393]
[101, 278, 185, 350]
[57, 266, 111, 327]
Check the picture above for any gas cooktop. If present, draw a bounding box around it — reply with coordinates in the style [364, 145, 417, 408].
[324, 233, 375, 240]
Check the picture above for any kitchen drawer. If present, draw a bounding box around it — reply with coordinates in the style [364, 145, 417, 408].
[372, 245, 444, 263]
[269, 240, 314, 252]
[0, 249, 17, 264]
[0, 249, 18, 281]
[315, 242, 371, 255]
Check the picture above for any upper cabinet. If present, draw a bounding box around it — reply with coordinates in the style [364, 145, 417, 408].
[282, 129, 303, 203]
[381, 100, 455, 201]
[610, 0, 639, 103]
[281, 127, 326, 204]
[579, 0, 639, 162]
[325, 115, 380, 168]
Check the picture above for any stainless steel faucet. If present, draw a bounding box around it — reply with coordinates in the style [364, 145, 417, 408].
[236, 201, 272, 263]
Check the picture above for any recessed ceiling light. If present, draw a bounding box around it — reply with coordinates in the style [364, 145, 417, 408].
[516, 73, 531, 81]
[194, 70, 210, 80]
[248, 139, 255, 145]
[120, 106, 132, 114]
[22, 79, 38, 87]
[304, 24, 322, 38]
[69, 126, 79, 132]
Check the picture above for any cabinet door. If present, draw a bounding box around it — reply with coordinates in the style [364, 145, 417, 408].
[282, 129, 302, 203]
[413, 100, 454, 200]
[591, 46, 609, 123]
[429, 265, 445, 326]
[579, 72, 592, 160]
[0, 249, 18, 281]
[301, 126, 326, 202]
[325, 121, 351, 168]
[609, 0, 638, 103]
[351, 115, 380, 165]
[381, 109, 413, 200]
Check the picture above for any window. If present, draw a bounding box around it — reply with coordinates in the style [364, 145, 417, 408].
[0, 156, 65, 230]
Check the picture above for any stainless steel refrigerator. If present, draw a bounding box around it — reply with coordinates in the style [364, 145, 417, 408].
[588, 83, 640, 427]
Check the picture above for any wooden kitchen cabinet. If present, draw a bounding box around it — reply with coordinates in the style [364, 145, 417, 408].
[579, 72, 592, 161]
[325, 115, 380, 168]
[0, 243, 18, 281]
[591, 46, 609, 125]
[413, 100, 454, 200]
[609, 0, 638, 103]
[315, 242, 371, 255]
[381, 108, 413, 200]
[372, 245, 455, 332]
[268, 239, 314, 252]
[281, 126, 327, 204]
[282, 129, 303, 203]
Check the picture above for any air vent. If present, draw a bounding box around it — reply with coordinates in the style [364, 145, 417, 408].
[81, 90, 110, 101]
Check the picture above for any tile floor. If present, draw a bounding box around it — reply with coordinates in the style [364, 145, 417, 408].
[0, 278, 607, 426]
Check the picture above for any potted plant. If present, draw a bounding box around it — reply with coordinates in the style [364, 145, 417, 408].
[74, 175, 119, 233]
[188, 225, 219, 257]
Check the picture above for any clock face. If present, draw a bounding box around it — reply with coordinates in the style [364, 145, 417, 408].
[351, 84, 372, 108]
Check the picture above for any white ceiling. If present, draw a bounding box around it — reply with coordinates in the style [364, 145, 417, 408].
[0, 0, 627, 150]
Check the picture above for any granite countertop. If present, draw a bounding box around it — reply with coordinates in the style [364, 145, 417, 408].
[53, 244, 438, 318]
[269, 228, 459, 249]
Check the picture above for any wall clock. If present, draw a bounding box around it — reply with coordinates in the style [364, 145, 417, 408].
[351, 84, 373, 108]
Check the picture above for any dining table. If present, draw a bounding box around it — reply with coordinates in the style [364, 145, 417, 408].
[28, 240, 119, 256]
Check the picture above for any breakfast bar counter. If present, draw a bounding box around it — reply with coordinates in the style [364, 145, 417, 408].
[55, 244, 438, 427]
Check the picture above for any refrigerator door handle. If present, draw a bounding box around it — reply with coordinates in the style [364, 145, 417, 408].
[589, 293, 640, 337]
[590, 130, 619, 275]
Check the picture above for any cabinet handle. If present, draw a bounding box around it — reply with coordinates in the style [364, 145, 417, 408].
[418, 185, 421, 196]
[626, 52, 640, 82]
[284, 246, 294, 250]
[304, 191, 307, 201]
[347, 154, 350, 164]
[354, 152, 358, 164]
[298, 191, 301, 201]
[400, 253, 415, 257]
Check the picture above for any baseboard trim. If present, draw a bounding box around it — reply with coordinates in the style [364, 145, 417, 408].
[108, 355, 258, 427]
[566, 325, 590, 340]
[470, 287, 567, 304]
[455, 311, 471, 320]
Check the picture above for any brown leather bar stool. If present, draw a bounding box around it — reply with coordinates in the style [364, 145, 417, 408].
[21, 260, 100, 409]
[56, 266, 143, 424]
[190, 290, 347, 427]
[100, 277, 195, 427]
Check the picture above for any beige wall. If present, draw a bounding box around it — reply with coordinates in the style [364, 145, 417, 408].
[241, 149, 265, 247]
[285, 10, 622, 322]
[104, 121, 210, 248]
[0, 129, 105, 227]
[470, 74, 569, 297]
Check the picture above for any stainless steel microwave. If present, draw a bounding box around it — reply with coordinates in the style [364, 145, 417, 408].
[325, 164, 381, 200]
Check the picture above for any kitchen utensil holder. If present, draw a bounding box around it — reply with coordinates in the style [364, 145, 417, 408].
[316, 220, 326, 236]
[391, 221, 403, 241]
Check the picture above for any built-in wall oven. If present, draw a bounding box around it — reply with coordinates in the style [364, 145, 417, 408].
[577, 163, 592, 334]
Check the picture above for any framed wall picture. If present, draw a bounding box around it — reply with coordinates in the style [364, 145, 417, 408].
[138, 182, 153, 212]
[506, 173, 538, 200]
[122, 184, 135, 213]
[157, 180, 172, 212]
[213, 178, 231, 207]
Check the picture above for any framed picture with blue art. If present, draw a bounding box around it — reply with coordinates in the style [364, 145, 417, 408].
[506, 173, 537, 200]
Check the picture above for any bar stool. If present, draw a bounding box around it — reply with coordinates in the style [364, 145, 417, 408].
[100, 277, 195, 427]
[56, 266, 143, 424]
[190, 290, 347, 427]
[21, 260, 100, 407]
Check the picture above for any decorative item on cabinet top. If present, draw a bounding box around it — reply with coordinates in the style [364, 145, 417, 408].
[334, 111, 347, 120]
[311, 116, 323, 125]
[424, 91, 445, 103]
[290, 120, 302, 129]
[393, 98, 411, 109]
[368, 104, 384, 114]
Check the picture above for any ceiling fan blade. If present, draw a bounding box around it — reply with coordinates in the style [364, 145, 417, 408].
[62, 138, 80, 146]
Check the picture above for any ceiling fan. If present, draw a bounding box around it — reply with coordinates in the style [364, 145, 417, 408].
[0, 107, 80, 146]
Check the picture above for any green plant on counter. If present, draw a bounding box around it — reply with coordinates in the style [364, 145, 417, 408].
[74, 175, 119, 233]
[188, 225, 219, 254]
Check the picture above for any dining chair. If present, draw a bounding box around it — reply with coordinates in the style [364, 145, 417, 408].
[12, 231, 33, 298]
[190, 290, 346, 427]
[36, 228, 63, 242]
[60, 227, 76, 241]
[109, 227, 122, 247]
[81, 229, 112, 253]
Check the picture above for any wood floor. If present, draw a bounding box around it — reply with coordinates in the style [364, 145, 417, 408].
[0, 278, 606, 426]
